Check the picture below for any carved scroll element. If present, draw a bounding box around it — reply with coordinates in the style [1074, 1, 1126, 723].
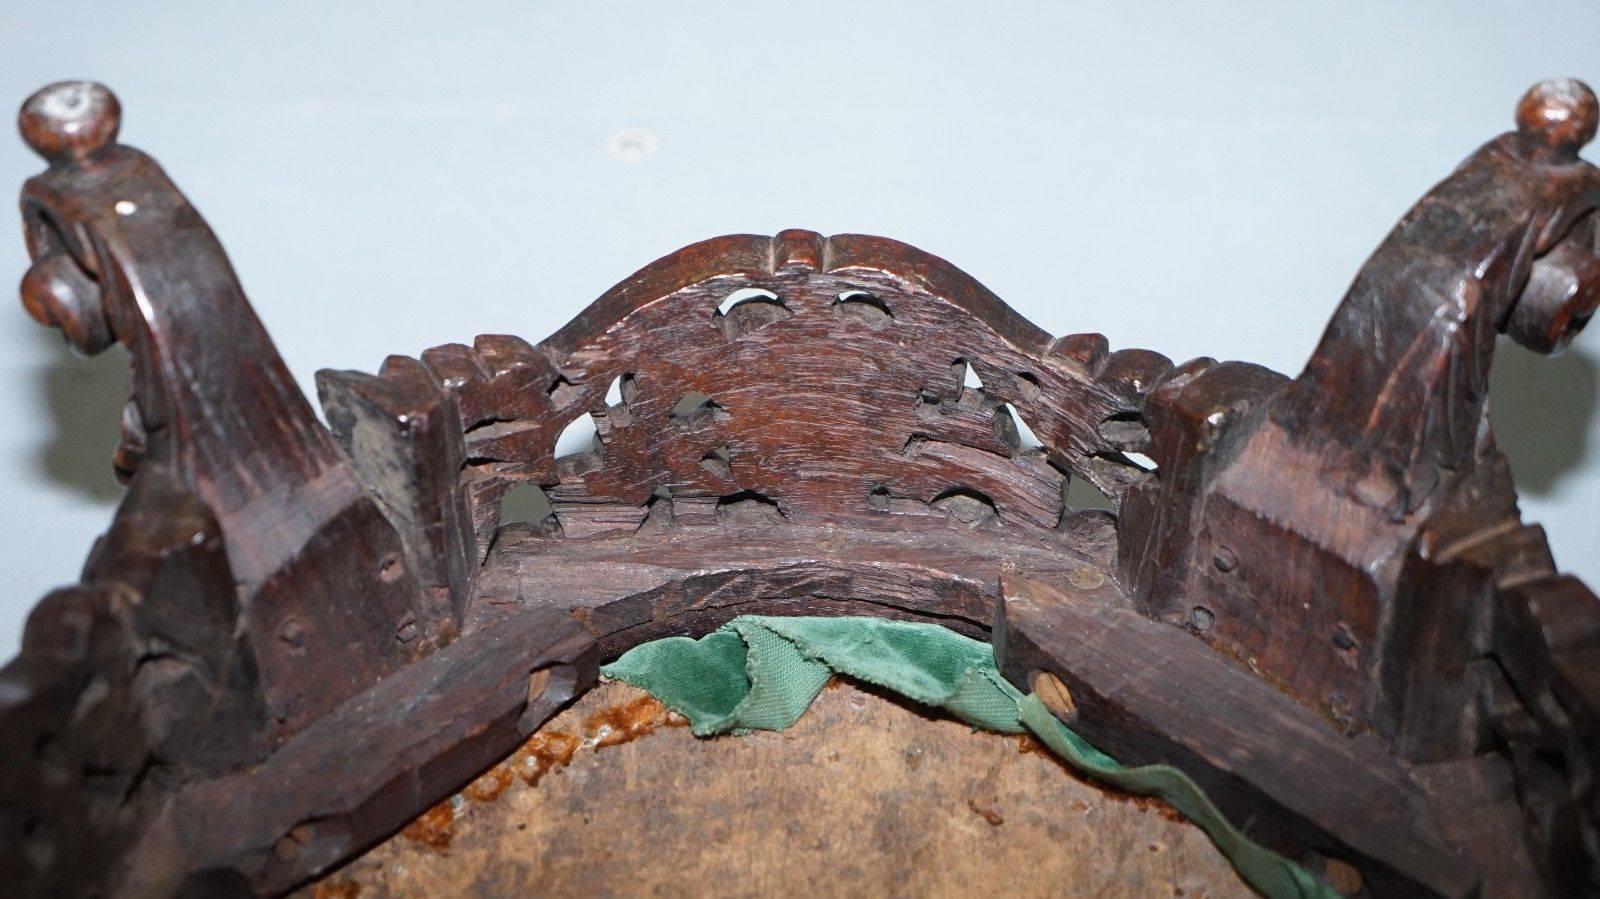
[1118, 78, 1600, 895]
[2, 82, 436, 895]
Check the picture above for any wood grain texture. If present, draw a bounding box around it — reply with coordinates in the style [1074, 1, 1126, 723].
[2, 81, 439, 896]
[122, 606, 597, 897]
[327, 228, 1168, 562]
[3, 78, 1600, 898]
[996, 575, 1485, 898]
[1110, 79, 1600, 895]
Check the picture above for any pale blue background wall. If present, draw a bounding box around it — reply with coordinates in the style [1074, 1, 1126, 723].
[0, 1, 1596, 652]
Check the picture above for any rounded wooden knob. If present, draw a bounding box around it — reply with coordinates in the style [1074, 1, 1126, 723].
[1507, 236, 1600, 354]
[1515, 78, 1598, 155]
[18, 80, 121, 164]
[20, 254, 114, 355]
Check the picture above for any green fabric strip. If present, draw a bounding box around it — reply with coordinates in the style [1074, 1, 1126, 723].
[601, 615, 1335, 899]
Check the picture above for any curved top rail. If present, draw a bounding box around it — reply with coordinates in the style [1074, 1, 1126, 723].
[328, 229, 1179, 549]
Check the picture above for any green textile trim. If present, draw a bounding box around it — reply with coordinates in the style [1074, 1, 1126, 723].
[602, 615, 1335, 899]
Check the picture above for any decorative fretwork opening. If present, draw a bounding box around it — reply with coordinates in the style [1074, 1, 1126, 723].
[546, 374, 582, 409]
[716, 489, 786, 526]
[637, 486, 674, 535]
[867, 485, 892, 511]
[670, 392, 729, 426]
[1064, 476, 1115, 514]
[699, 446, 733, 480]
[1001, 403, 1045, 454]
[500, 482, 557, 530]
[554, 414, 599, 458]
[832, 291, 892, 329]
[594, 373, 635, 435]
[930, 486, 999, 527]
[952, 357, 984, 392]
[713, 287, 791, 339]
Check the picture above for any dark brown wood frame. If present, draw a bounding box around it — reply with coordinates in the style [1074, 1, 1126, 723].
[3, 78, 1599, 897]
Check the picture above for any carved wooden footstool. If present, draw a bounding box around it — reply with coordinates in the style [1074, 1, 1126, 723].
[3, 77, 1598, 897]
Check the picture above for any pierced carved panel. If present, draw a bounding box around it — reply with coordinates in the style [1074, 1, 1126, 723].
[331, 230, 1172, 549]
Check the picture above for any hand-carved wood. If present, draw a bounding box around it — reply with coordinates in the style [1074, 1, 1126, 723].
[15, 83, 432, 735]
[1109, 78, 1600, 895]
[3, 80, 444, 895]
[2, 77, 1598, 898]
[322, 229, 1172, 568]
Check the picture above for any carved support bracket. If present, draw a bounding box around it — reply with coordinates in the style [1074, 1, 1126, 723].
[1117, 78, 1600, 894]
[2, 82, 446, 894]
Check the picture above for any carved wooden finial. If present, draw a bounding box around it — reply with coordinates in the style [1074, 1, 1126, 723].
[1515, 78, 1598, 156]
[18, 80, 121, 164]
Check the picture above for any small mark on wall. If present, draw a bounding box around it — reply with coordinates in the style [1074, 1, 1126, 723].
[607, 127, 659, 163]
